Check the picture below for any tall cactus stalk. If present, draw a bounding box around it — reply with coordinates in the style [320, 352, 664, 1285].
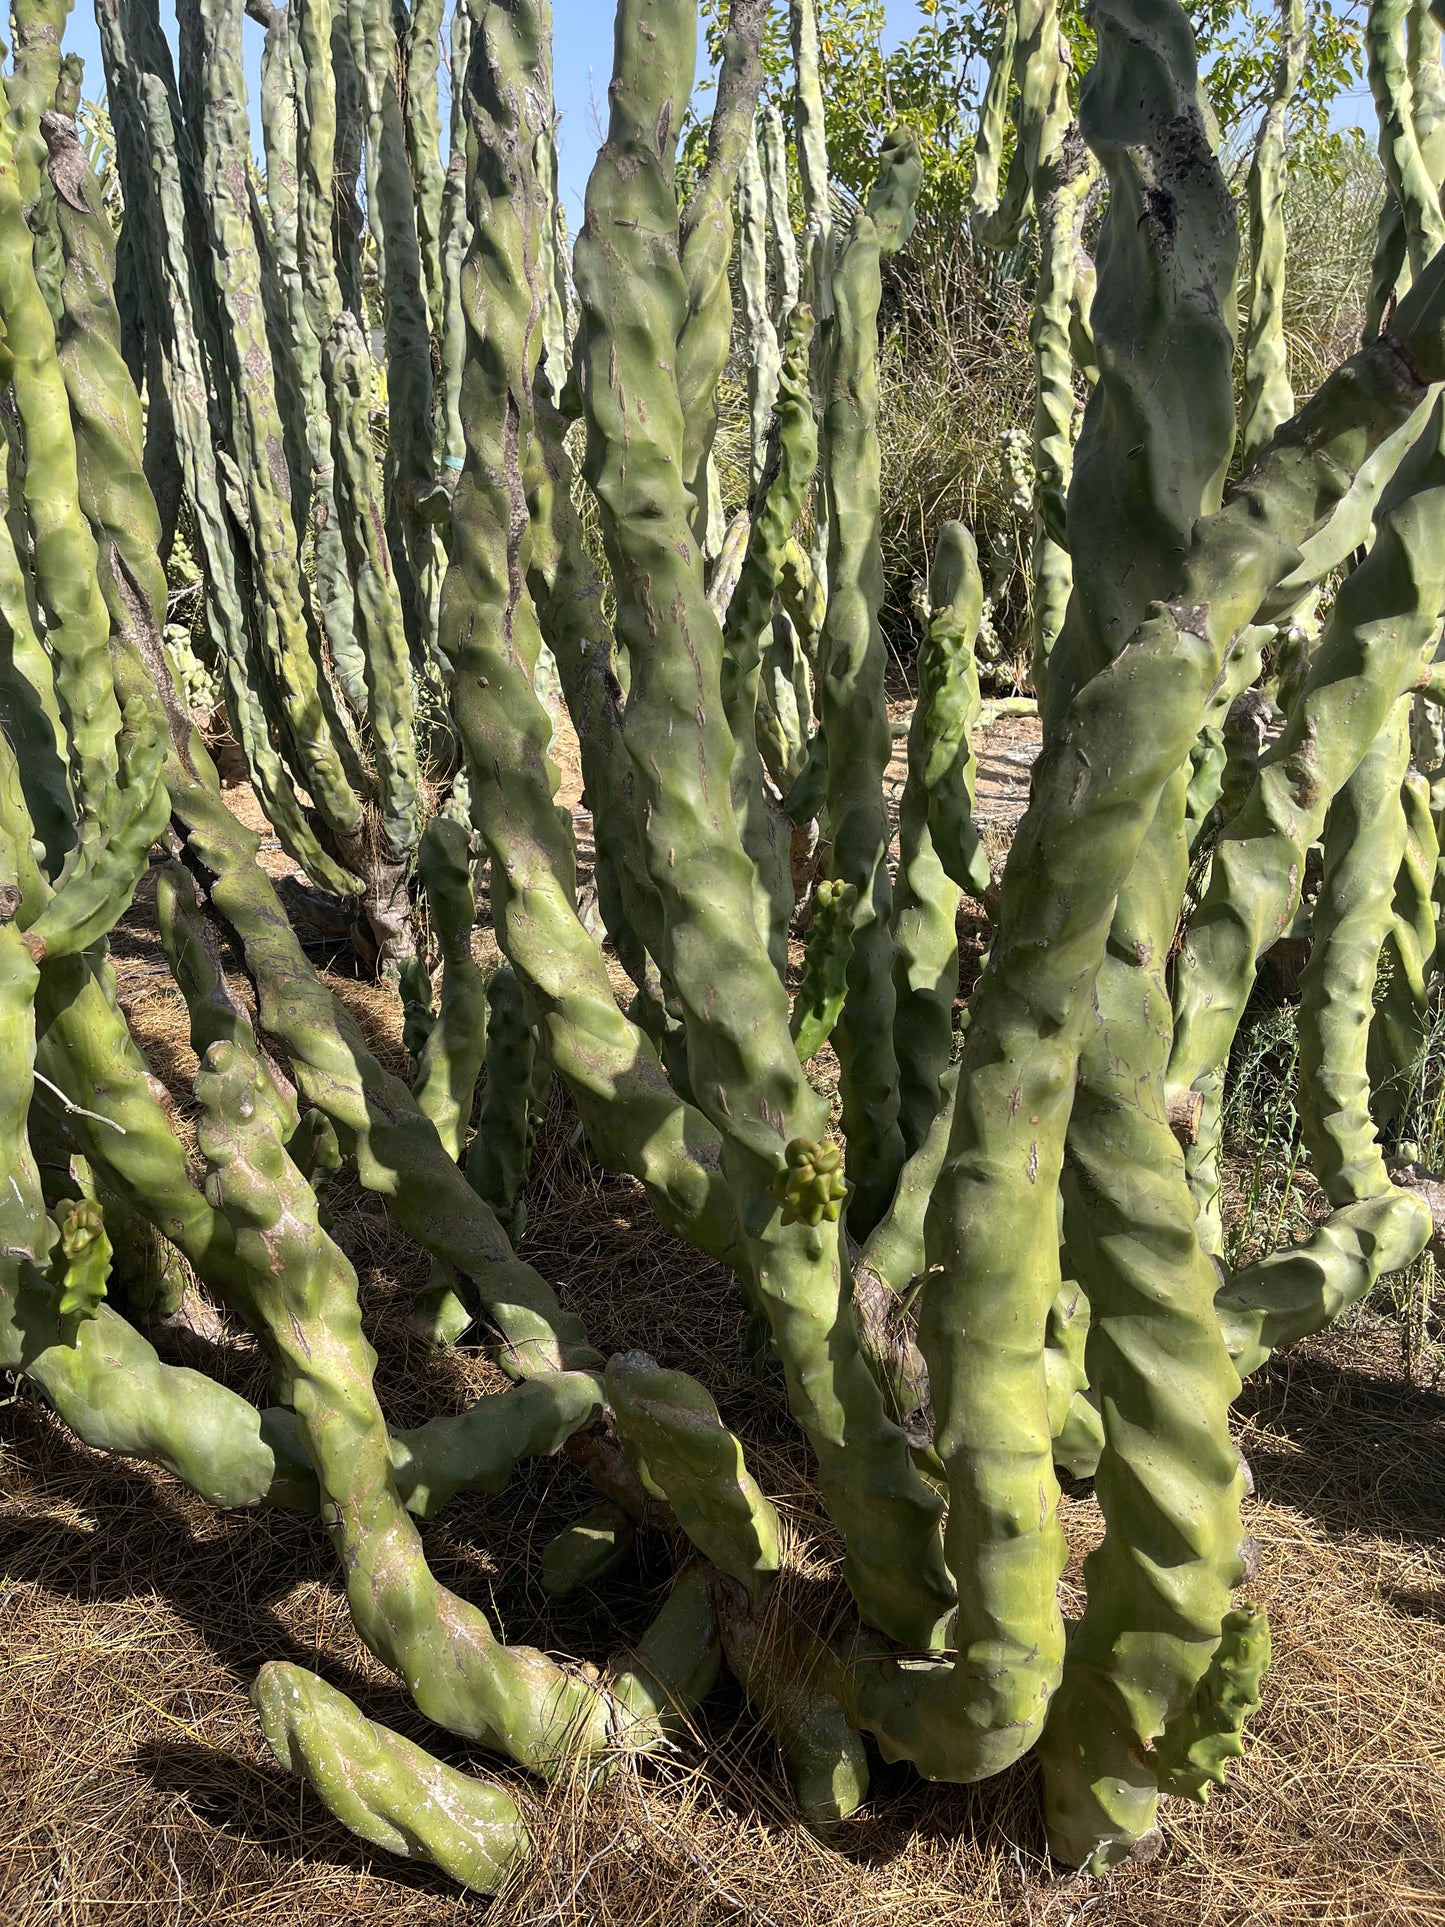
[12, 0, 1445, 1895]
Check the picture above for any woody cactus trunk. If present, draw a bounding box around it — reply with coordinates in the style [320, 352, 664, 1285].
[7, 0, 1445, 1897]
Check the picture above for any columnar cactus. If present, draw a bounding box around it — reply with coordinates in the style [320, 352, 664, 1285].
[12, 0, 1445, 1899]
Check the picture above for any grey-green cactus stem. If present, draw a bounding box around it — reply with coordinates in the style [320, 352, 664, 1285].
[845, 0, 1445, 1795]
[466, 963, 541, 1221]
[178, 0, 370, 889]
[1038, 764, 1249, 1869]
[200, 1033, 714, 1781]
[789, 0, 831, 298]
[1152, 1607, 1272, 1803]
[95, 0, 357, 905]
[196, 1034, 615, 1773]
[1239, 0, 1307, 465]
[1216, 702, 1432, 1375]
[401, 0, 448, 335]
[972, 0, 1061, 251]
[436, 0, 474, 474]
[761, 103, 799, 319]
[38, 104, 172, 677]
[1168, 395, 1445, 1246]
[344, 0, 440, 648]
[890, 528, 981, 1160]
[107, 641, 600, 1376]
[790, 878, 856, 1062]
[712, 1575, 870, 1825]
[789, 0, 832, 597]
[574, 0, 953, 1650]
[910, 523, 990, 898]
[738, 111, 780, 488]
[273, 0, 362, 709]
[1368, 0, 1445, 289]
[675, 0, 767, 543]
[254, 1665, 529, 1893]
[411, 817, 488, 1159]
[19, 706, 168, 962]
[288, 0, 423, 887]
[720, 301, 817, 969]
[606, 1351, 780, 1598]
[817, 129, 921, 1235]
[439, 0, 740, 1266]
[1368, 759, 1438, 1123]
[0, 413, 71, 871]
[1029, 81, 1096, 688]
[970, 0, 1020, 237]
[0, 102, 120, 830]
[888, 528, 986, 1154]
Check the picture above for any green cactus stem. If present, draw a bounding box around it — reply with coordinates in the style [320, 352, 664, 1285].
[436, 0, 473, 475]
[38, 101, 173, 679]
[846, 0, 1445, 1796]
[712, 1575, 870, 1825]
[0, 101, 120, 831]
[972, 0, 1062, 252]
[1168, 395, 1445, 1248]
[1029, 82, 1096, 687]
[401, 0, 448, 335]
[1153, 1607, 1272, 1803]
[738, 111, 780, 489]
[0, 413, 71, 873]
[153, 748, 598, 1378]
[95, 0, 359, 907]
[910, 524, 990, 898]
[177, 0, 371, 895]
[1367, 758, 1439, 1127]
[606, 1350, 781, 1599]
[761, 102, 800, 320]
[1039, 760, 1249, 1868]
[790, 878, 857, 1063]
[344, 0, 440, 648]
[541, 1501, 635, 1596]
[890, 524, 986, 1157]
[1217, 701, 1433, 1374]
[410, 817, 488, 1160]
[253, 1664, 529, 1893]
[1239, 0, 1308, 466]
[817, 128, 922, 1235]
[675, 0, 767, 544]
[466, 964, 542, 1222]
[439, 0, 741, 1266]
[196, 1033, 614, 1772]
[573, 0, 953, 1650]
[1368, 0, 1445, 291]
[720, 301, 818, 969]
[969, 0, 1021, 241]
[292, 0, 419, 891]
[19, 704, 167, 962]
[46, 1196, 110, 1324]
